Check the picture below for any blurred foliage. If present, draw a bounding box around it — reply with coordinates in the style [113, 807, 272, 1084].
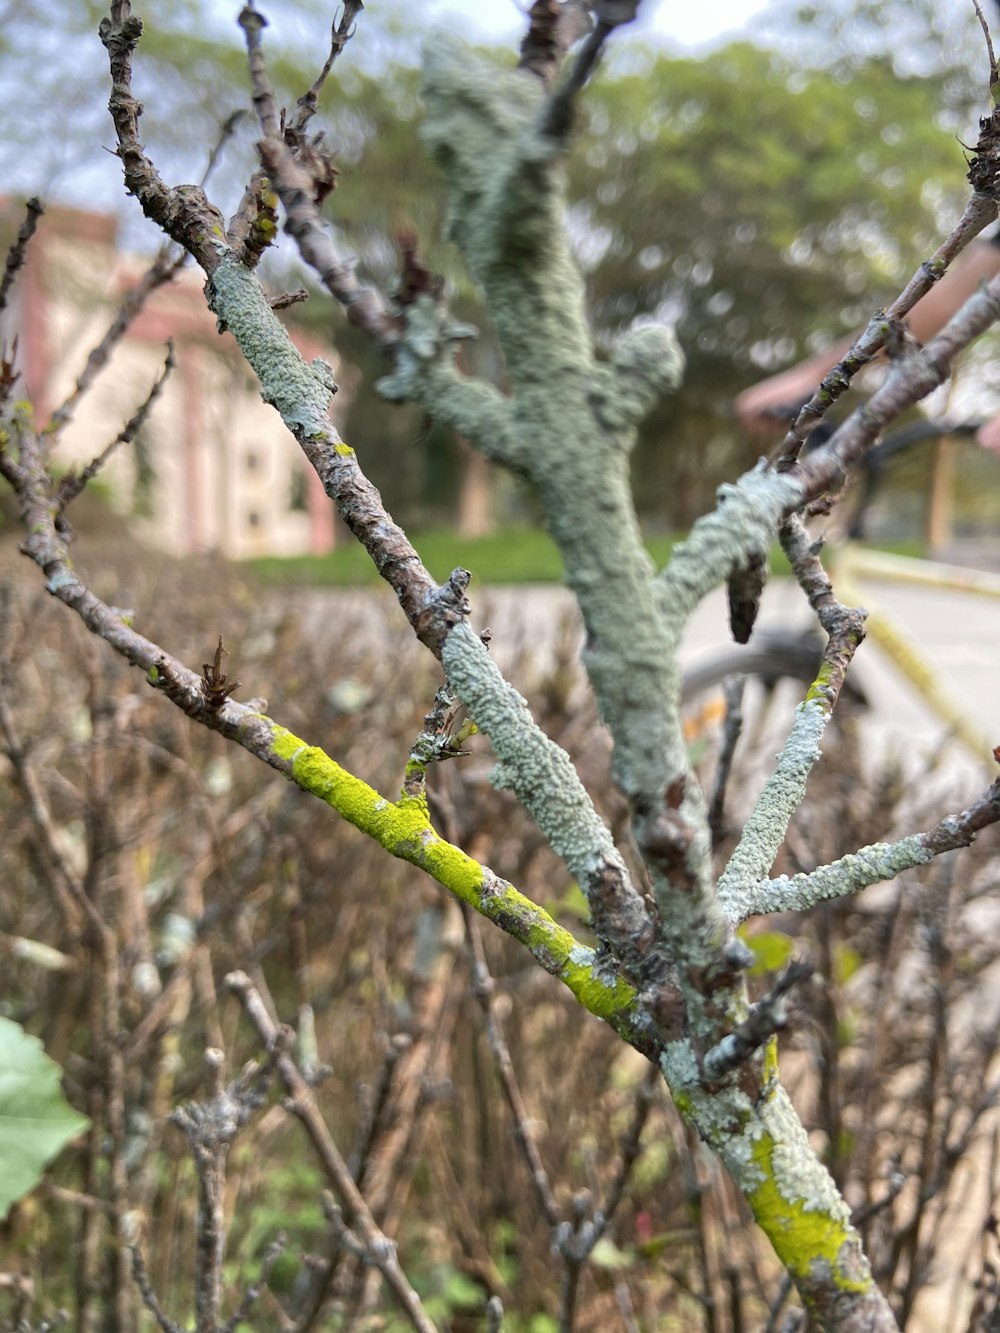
[1, 1, 987, 533]
[573, 40, 969, 523]
[760, 0, 987, 101]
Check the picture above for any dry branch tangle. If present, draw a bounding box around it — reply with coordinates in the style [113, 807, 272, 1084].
[4, 5, 1000, 1329]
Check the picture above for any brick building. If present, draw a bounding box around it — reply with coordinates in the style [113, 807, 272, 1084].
[0, 200, 342, 559]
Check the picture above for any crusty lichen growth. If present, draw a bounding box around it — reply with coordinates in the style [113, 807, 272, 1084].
[725, 834, 935, 922]
[662, 1038, 878, 1312]
[659, 462, 803, 643]
[442, 623, 631, 888]
[717, 698, 828, 900]
[208, 255, 335, 433]
[419, 36, 721, 949]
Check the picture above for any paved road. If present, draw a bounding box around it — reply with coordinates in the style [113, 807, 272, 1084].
[308, 562, 1000, 779]
[471, 568, 1000, 781]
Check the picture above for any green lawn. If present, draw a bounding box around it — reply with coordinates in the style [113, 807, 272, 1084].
[248, 529, 931, 588]
[251, 528, 684, 587]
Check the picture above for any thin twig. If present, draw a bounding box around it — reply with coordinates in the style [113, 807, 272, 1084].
[971, 0, 998, 88]
[518, 0, 593, 87]
[221, 1233, 288, 1333]
[289, 1, 365, 134]
[597, 1061, 660, 1227]
[237, 7, 398, 345]
[347, 1035, 410, 1181]
[775, 191, 998, 470]
[702, 960, 814, 1082]
[542, 16, 613, 139]
[850, 1171, 907, 1228]
[47, 253, 184, 434]
[130, 1246, 184, 1333]
[0, 674, 93, 934]
[99, 3, 227, 273]
[200, 109, 249, 189]
[269, 287, 309, 310]
[238, 6, 281, 138]
[0, 196, 44, 315]
[226, 971, 437, 1333]
[463, 905, 562, 1228]
[56, 342, 175, 512]
[707, 676, 746, 847]
[541, 1, 639, 138]
[764, 1276, 794, 1333]
[780, 515, 867, 711]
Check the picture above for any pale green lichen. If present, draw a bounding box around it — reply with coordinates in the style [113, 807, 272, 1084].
[717, 698, 827, 901]
[663, 1036, 872, 1297]
[730, 834, 936, 921]
[659, 462, 802, 643]
[744, 1086, 870, 1292]
[420, 34, 692, 813]
[442, 623, 627, 887]
[45, 567, 78, 593]
[208, 256, 334, 435]
[590, 324, 685, 435]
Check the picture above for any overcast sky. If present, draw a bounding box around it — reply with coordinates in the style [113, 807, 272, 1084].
[420, 0, 773, 51]
[198, 0, 776, 57]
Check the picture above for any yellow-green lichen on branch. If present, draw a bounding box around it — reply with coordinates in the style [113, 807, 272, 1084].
[263, 722, 641, 1037]
[804, 659, 836, 707]
[665, 1035, 875, 1312]
[746, 1129, 870, 1293]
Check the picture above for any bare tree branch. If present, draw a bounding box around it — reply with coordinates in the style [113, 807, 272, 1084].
[519, 0, 593, 87]
[464, 906, 562, 1228]
[130, 1245, 184, 1333]
[226, 971, 438, 1333]
[47, 253, 184, 433]
[288, 0, 364, 134]
[773, 191, 998, 470]
[237, 4, 396, 344]
[726, 778, 1000, 922]
[0, 195, 43, 315]
[702, 960, 813, 1082]
[55, 341, 175, 512]
[707, 675, 746, 847]
[541, 2, 639, 139]
[99, 4, 227, 273]
[793, 263, 1000, 502]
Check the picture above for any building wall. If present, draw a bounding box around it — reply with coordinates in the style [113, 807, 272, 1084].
[0, 199, 342, 560]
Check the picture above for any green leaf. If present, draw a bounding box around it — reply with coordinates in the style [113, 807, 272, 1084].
[529, 1317, 559, 1333]
[741, 929, 795, 976]
[589, 1237, 635, 1270]
[442, 1270, 484, 1311]
[0, 1017, 90, 1220]
[833, 942, 862, 985]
